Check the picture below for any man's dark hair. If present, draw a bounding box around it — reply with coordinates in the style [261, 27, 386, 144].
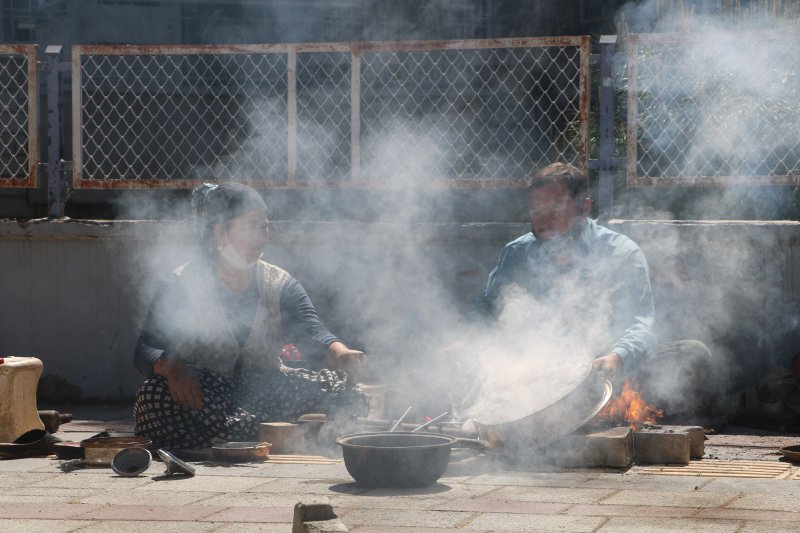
[529, 162, 588, 199]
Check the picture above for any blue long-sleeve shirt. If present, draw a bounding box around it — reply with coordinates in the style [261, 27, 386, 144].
[481, 219, 656, 367]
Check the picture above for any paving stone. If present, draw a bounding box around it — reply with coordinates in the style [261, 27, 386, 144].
[0, 471, 60, 488]
[0, 486, 98, 503]
[27, 472, 154, 489]
[140, 474, 273, 492]
[0, 457, 53, 472]
[463, 513, 605, 532]
[201, 491, 321, 508]
[0, 519, 94, 533]
[245, 463, 349, 479]
[597, 516, 742, 532]
[332, 494, 445, 510]
[599, 489, 738, 508]
[80, 504, 223, 521]
[633, 431, 690, 464]
[435, 498, 568, 514]
[78, 520, 219, 532]
[701, 478, 800, 495]
[82, 488, 220, 505]
[566, 504, 697, 518]
[0, 502, 101, 520]
[696, 507, 800, 522]
[485, 485, 615, 504]
[247, 477, 366, 496]
[550, 427, 633, 468]
[657, 426, 705, 459]
[728, 493, 800, 512]
[337, 508, 473, 529]
[740, 520, 800, 532]
[464, 471, 599, 488]
[360, 482, 498, 500]
[350, 526, 488, 533]
[582, 473, 714, 491]
[201, 505, 294, 523]
[214, 525, 314, 533]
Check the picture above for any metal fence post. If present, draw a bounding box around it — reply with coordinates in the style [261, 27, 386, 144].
[596, 35, 616, 219]
[45, 46, 65, 218]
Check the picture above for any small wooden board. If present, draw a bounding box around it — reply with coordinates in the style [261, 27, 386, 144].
[631, 459, 794, 479]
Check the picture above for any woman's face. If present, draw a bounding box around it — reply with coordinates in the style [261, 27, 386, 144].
[214, 209, 269, 263]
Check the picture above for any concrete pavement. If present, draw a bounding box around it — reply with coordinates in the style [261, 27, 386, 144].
[1, 407, 800, 532]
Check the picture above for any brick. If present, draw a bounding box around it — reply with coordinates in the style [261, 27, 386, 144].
[293, 501, 348, 533]
[549, 427, 633, 468]
[633, 431, 690, 464]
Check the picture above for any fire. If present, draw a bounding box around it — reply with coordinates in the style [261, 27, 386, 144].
[598, 380, 663, 429]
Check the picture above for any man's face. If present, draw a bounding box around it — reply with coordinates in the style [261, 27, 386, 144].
[528, 182, 585, 242]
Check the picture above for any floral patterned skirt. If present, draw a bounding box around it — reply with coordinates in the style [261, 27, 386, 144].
[133, 367, 369, 449]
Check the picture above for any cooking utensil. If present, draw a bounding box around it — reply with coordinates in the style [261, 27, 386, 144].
[472, 360, 612, 454]
[157, 448, 196, 476]
[211, 441, 270, 462]
[53, 441, 84, 460]
[337, 431, 457, 488]
[779, 445, 800, 463]
[259, 422, 302, 453]
[389, 407, 412, 432]
[80, 436, 151, 466]
[111, 447, 152, 477]
[410, 411, 449, 433]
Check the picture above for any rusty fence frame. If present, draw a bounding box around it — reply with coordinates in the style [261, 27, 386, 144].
[0, 44, 39, 188]
[71, 37, 590, 190]
[626, 32, 800, 188]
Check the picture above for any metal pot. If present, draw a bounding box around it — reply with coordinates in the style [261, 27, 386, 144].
[211, 441, 270, 462]
[80, 436, 151, 466]
[337, 432, 456, 488]
[472, 361, 612, 454]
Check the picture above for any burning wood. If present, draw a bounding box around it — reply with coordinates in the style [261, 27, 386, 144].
[597, 380, 663, 430]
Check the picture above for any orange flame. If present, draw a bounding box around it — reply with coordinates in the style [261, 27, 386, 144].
[598, 380, 663, 430]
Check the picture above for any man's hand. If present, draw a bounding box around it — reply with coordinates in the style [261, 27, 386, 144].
[593, 352, 623, 378]
[326, 341, 367, 383]
[154, 356, 203, 411]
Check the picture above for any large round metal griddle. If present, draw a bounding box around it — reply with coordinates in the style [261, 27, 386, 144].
[470, 359, 612, 453]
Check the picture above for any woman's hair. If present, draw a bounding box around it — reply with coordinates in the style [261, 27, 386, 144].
[191, 183, 267, 259]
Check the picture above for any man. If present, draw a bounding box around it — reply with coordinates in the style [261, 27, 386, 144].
[481, 162, 719, 422]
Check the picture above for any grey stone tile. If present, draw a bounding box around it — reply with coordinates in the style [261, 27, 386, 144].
[0, 519, 94, 533]
[0, 457, 53, 472]
[729, 493, 800, 512]
[78, 521, 220, 532]
[213, 524, 293, 532]
[0, 471, 60, 488]
[360, 482, 498, 500]
[701, 478, 800, 496]
[339, 508, 474, 529]
[582, 473, 714, 491]
[464, 513, 604, 532]
[600, 489, 738, 507]
[141, 474, 273, 492]
[598, 516, 742, 532]
[245, 477, 365, 496]
[464, 471, 599, 488]
[27, 471, 154, 489]
[82, 489, 220, 505]
[485, 485, 615, 504]
[740, 520, 800, 532]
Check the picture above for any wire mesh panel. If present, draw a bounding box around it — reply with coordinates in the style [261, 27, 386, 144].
[359, 38, 589, 185]
[74, 45, 288, 188]
[0, 45, 38, 188]
[73, 38, 588, 189]
[627, 32, 800, 187]
[296, 50, 351, 182]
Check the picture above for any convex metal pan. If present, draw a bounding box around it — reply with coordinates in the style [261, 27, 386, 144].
[471, 360, 612, 455]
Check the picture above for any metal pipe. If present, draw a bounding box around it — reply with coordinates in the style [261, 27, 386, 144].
[389, 407, 412, 432]
[410, 411, 449, 433]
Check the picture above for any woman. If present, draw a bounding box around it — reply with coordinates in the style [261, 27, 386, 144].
[133, 183, 369, 449]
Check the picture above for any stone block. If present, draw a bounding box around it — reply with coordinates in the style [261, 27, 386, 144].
[550, 427, 633, 468]
[633, 430, 690, 464]
[293, 502, 349, 533]
[656, 425, 705, 459]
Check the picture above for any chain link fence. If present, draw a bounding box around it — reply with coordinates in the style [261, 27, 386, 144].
[0, 45, 38, 188]
[626, 32, 800, 187]
[72, 38, 589, 189]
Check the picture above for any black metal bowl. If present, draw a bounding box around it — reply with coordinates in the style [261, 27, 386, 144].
[336, 432, 456, 488]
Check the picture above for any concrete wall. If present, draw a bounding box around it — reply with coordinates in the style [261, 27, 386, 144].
[1, 218, 799, 400]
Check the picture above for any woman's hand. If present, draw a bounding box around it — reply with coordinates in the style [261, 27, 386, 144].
[154, 355, 203, 411]
[326, 341, 366, 383]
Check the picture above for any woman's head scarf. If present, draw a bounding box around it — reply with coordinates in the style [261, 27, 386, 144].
[191, 183, 267, 258]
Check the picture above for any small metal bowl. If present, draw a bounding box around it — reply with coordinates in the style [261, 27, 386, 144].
[111, 447, 152, 477]
[211, 442, 270, 462]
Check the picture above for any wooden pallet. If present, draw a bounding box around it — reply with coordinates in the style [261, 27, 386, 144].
[267, 454, 342, 465]
[631, 460, 795, 479]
